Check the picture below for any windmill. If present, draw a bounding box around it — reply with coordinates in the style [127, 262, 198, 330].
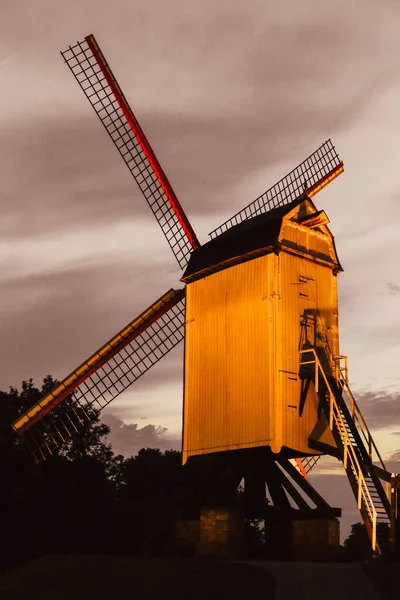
[12, 35, 399, 556]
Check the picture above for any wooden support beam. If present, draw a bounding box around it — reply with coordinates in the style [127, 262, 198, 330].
[278, 458, 331, 509]
[265, 461, 291, 509]
[277, 468, 312, 511]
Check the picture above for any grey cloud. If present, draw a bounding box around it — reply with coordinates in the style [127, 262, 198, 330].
[2, 1, 399, 245]
[0, 261, 183, 390]
[382, 449, 400, 476]
[354, 390, 400, 430]
[387, 449, 400, 460]
[101, 413, 181, 457]
[0, 106, 359, 245]
[387, 282, 400, 294]
[0, 115, 147, 241]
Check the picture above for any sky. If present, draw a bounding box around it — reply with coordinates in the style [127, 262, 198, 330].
[1, 0, 400, 538]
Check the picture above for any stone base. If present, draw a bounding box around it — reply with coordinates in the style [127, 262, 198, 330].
[176, 511, 341, 561]
[292, 517, 340, 561]
[196, 507, 246, 558]
[264, 515, 340, 561]
[175, 508, 247, 558]
[175, 520, 200, 556]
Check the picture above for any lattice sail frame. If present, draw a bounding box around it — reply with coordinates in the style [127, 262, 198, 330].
[61, 35, 199, 270]
[13, 289, 185, 462]
[209, 139, 343, 239]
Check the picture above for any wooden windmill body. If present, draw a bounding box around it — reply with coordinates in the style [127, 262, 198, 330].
[11, 34, 399, 555]
[182, 198, 340, 464]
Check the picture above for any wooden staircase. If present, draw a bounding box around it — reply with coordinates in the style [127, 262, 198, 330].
[299, 343, 396, 554]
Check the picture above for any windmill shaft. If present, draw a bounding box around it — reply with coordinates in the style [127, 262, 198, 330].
[13, 288, 185, 435]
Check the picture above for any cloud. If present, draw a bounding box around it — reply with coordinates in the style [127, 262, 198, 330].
[1, 0, 399, 246]
[101, 413, 181, 457]
[0, 98, 370, 246]
[386, 448, 400, 461]
[387, 281, 400, 294]
[0, 260, 183, 390]
[354, 390, 400, 430]
[0, 115, 154, 242]
[380, 449, 400, 480]
[387, 448, 400, 462]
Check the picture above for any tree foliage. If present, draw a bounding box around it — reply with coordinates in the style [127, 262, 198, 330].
[0, 377, 124, 563]
[0, 377, 217, 568]
[343, 522, 391, 560]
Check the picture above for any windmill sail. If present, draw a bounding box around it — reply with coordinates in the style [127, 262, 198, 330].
[13, 288, 185, 462]
[209, 139, 343, 239]
[61, 35, 199, 269]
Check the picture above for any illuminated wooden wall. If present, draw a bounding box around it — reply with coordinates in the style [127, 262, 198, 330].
[182, 199, 340, 464]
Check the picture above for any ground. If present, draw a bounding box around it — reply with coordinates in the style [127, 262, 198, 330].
[244, 560, 387, 599]
[1, 555, 397, 599]
[0, 555, 275, 600]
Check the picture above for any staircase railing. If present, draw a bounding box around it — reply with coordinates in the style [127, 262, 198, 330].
[332, 356, 386, 471]
[299, 347, 380, 551]
[300, 311, 386, 472]
[298, 310, 399, 552]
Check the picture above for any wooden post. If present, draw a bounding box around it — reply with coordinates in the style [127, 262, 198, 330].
[389, 473, 397, 552]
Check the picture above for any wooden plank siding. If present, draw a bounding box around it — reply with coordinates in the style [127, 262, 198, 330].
[183, 200, 340, 463]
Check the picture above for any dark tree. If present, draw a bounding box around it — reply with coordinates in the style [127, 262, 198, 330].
[1, 378, 222, 565]
[343, 522, 390, 560]
[0, 378, 122, 565]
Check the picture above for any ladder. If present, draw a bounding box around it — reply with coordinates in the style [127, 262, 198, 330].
[299, 343, 394, 554]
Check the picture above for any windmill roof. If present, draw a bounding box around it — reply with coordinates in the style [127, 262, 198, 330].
[182, 197, 304, 283]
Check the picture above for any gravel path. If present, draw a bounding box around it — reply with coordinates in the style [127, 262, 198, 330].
[243, 561, 385, 600]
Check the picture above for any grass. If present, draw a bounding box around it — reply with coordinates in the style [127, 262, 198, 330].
[0, 554, 276, 600]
